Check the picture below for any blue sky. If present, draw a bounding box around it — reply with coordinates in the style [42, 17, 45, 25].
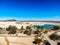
[0, 0, 60, 20]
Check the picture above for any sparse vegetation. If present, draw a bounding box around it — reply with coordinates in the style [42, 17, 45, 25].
[33, 26, 43, 34]
[51, 26, 60, 30]
[33, 33, 45, 45]
[26, 26, 31, 30]
[43, 40, 51, 45]
[6, 25, 17, 34]
[20, 26, 24, 33]
[23, 26, 32, 35]
[44, 29, 49, 33]
[0, 27, 3, 29]
[49, 33, 60, 41]
[34, 30, 40, 34]
[24, 30, 29, 34]
[20, 26, 24, 30]
[0, 22, 60, 45]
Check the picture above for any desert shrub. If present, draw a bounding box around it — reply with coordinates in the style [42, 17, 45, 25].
[6, 25, 17, 34]
[0, 27, 3, 29]
[24, 30, 29, 34]
[24, 30, 31, 35]
[49, 33, 60, 41]
[34, 30, 40, 34]
[20, 26, 24, 30]
[27, 31, 31, 35]
[52, 26, 60, 30]
[44, 30, 48, 33]
[33, 36, 44, 45]
[20, 26, 24, 33]
[32, 41, 37, 44]
[26, 26, 31, 29]
[44, 40, 51, 45]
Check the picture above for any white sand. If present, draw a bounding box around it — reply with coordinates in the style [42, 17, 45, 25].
[0, 35, 34, 45]
[0, 21, 60, 29]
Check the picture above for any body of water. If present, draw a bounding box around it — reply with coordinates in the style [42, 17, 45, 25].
[34, 24, 55, 28]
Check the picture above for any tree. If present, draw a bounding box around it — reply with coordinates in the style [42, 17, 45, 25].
[6, 25, 17, 34]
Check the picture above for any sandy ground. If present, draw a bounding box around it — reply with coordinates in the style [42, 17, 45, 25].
[0, 31, 60, 45]
[0, 21, 60, 29]
[0, 32, 59, 45]
[0, 35, 34, 45]
[0, 21, 60, 45]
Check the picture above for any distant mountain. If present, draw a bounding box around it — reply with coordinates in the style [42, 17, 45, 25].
[0, 19, 60, 23]
[0, 19, 17, 22]
[6, 19, 17, 21]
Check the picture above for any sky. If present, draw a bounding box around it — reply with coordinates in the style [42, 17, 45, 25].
[0, 0, 60, 20]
